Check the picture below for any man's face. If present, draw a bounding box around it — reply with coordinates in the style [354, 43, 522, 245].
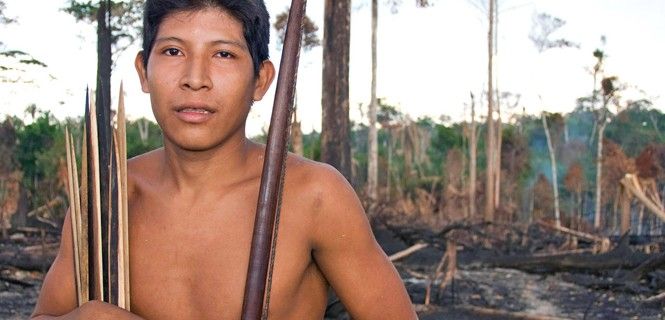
[135, 7, 273, 151]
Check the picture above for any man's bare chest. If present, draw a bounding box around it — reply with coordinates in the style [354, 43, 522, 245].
[124, 190, 325, 319]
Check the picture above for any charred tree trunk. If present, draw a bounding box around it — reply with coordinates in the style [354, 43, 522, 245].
[367, 0, 379, 201]
[494, 91, 502, 210]
[492, 3, 501, 212]
[469, 92, 477, 218]
[321, 0, 352, 181]
[96, 0, 112, 159]
[484, 0, 496, 222]
[96, 1, 113, 302]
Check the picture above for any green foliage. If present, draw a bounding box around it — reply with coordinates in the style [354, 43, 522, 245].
[302, 130, 321, 161]
[125, 118, 163, 158]
[351, 123, 369, 184]
[377, 99, 403, 126]
[15, 108, 65, 209]
[427, 121, 464, 176]
[605, 102, 665, 156]
[62, 0, 97, 21]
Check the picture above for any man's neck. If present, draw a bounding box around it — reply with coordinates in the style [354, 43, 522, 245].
[159, 134, 259, 195]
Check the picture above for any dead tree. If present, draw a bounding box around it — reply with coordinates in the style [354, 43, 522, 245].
[468, 92, 477, 218]
[484, 0, 496, 222]
[321, 0, 352, 180]
[541, 112, 561, 227]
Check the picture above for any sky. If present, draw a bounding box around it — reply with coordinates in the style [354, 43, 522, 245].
[0, 0, 664, 136]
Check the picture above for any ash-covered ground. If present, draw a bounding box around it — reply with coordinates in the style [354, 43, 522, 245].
[2, 226, 665, 319]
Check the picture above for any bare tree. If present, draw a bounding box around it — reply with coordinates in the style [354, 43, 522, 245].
[468, 92, 477, 217]
[484, 0, 496, 221]
[542, 112, 561, 227]
[367, 0, 379, 200]
[594, 72, 621, 228]
[529, 12, 577, 226]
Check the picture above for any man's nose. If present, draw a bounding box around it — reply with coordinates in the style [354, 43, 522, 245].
[180, 56, 213, 91]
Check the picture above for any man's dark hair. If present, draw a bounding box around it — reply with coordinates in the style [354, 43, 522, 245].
[142, 0, 270, 76]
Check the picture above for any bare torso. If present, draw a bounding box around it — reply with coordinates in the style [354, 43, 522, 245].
[127, 146, 328, 319]
[31, 140, 416, 320]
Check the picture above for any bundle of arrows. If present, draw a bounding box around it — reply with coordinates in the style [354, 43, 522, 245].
[64, 84, 130, 309]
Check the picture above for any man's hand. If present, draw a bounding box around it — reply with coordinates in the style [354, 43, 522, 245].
[30, 211, 141, 320]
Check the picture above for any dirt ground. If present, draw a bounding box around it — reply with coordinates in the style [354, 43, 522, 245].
[2, 226, 665, 319]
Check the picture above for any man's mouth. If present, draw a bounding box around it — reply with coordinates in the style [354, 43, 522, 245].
[174, 106, 216, 123]
[177, 107, 215, 114]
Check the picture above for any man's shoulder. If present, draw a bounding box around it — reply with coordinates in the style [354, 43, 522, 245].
[284, 153, 351, 194]
[127, 148, 163, 172]
[126, 148, 164, 196]
[283, 153, 359, 212]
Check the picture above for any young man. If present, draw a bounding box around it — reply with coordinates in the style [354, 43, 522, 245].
[32, 1, 417, 319]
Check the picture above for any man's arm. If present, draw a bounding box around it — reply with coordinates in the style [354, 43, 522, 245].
[310, 166, 417, 319]
[31, 210, 141, 320]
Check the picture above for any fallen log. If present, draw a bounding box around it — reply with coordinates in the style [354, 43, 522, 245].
[643, 291, 665, 306]
[0, 243, 58, 271]
[479, 237, 649, 273]
[26, 197, 65, 218]
[389, 243, 428, 262]
[561, 272, 650, 294]
[536, 220, 610, 252]
[0, 249, 56, 271]
[22, 242, 59, 253]
[620, 250, 665, 282]
[10, 227, 59, 236]
[621, 174, 665, 222]
[0, 275, 34, 287]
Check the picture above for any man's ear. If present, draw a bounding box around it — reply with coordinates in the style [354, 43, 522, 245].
[135, 51, 150, 93]
[252, 60, 275, 102]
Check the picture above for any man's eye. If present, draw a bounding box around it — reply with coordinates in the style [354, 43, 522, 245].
[217, 51, 233, 58]
[164, 48, 181, 56]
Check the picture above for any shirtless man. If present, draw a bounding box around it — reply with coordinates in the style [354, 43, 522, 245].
[31, 1, 417, 319]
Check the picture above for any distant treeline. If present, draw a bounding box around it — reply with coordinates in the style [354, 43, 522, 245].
[1, 99, 664, 235]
